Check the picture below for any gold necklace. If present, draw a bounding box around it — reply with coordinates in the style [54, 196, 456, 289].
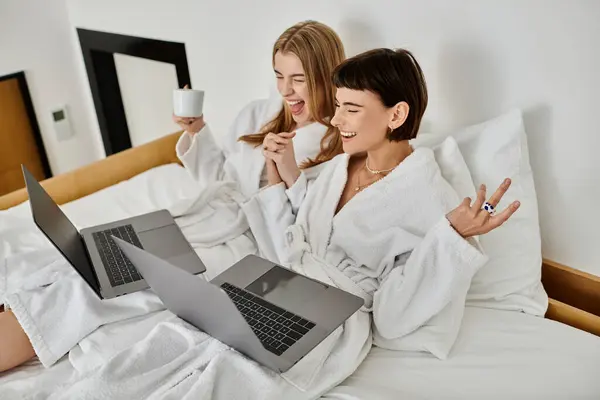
[365, 158, 396, 175]
[354, 165, 385, 192]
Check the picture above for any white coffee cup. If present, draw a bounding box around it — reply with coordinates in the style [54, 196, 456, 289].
[173, 88, 204, 118]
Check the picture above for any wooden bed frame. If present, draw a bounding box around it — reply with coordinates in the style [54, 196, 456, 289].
[2, 132, 599, 337]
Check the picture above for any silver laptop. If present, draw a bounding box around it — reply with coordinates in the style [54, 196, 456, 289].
[22, 165, 205, 299]
[113, 237, 364, 373]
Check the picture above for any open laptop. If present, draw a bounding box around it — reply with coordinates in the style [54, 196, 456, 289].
[113, 237, 364, 373]
[22, 165, 205, 299]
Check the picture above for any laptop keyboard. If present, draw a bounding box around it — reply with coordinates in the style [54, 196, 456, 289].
[92, 225, 144, 287]
[220, 282, 316, 356]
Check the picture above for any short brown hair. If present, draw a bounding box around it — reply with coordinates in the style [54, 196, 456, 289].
[332, 48, 428, 141]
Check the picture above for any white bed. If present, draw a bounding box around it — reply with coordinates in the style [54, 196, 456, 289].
[1, 164, 600, 399]
[327, 307, 600, 399]
[2, 307, 599, 399]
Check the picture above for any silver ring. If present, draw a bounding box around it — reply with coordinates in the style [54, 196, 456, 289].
[483, 202, 495, 215]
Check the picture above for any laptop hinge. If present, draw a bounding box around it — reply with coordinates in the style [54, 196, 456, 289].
[80, 233, 103, 297]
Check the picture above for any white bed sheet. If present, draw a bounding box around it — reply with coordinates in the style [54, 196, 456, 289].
[2, 164, 599, 399]
[3, 307, 599, 400]
[325, 307, 600, 400]
[1, 163, 197, 399]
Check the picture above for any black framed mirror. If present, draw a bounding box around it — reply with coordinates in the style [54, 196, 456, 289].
[77, 29, 191, 156]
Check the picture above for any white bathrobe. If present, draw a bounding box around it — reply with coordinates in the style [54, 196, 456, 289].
[170, 95, 327, 277]
[42, 147, 488, 400]
[0, 95, 329, 372]
[175, 95, 326, 198]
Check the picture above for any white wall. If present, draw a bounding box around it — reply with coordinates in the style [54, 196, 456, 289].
[114, 54, 180, 147]
[0, 0, 101, 175]
[65, 0, 600, 275]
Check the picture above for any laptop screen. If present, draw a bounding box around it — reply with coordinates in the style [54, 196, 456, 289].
[22, 166, 99, 293]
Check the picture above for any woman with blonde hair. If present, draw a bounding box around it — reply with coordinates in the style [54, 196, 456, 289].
[173, 20, 345, 195]
[0, 20, 346, 377]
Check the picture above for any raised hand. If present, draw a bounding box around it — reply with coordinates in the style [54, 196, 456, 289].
[446, 178, 520, 238]
[172, 85, 205, 134]
[262, 132, 301, 188]
[173, 114, 205, 134]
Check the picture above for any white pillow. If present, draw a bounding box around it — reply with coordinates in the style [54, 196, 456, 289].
[429, 136, 477, 203]
[412, 109, 548, 316]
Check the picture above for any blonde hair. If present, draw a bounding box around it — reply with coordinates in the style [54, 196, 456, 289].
[238, 20, 345, 168]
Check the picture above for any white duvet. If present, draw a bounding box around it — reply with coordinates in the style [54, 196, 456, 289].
[0, 164, 260, 398]
[1, 164, 600, 399]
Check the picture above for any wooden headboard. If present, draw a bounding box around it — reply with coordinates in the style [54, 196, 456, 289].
[542, 259, 600, 336]
[1, 131, 598, 337]
[0, 132, 182, 211]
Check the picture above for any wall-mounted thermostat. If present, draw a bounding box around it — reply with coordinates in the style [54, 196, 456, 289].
[51, 106, 74, 141]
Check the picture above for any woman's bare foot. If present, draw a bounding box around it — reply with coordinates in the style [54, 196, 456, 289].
[0, 310, 35, 372]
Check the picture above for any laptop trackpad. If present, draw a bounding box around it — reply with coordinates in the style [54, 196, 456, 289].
[138, 224, 191, 260]
[245, 265, 328, 308]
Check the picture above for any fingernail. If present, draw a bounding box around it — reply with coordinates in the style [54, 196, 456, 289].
[514, 201, 521, 208]
[480, 184, 486, 190]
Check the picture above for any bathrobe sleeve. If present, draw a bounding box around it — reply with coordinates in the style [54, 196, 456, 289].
[241, 171, 310, 264]
[176, 99, 267, 186]
[372, 216, 489, 359]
